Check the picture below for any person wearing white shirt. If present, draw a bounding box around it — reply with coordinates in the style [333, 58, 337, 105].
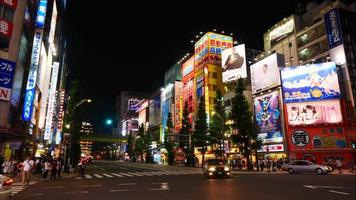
[22, 156, 34, 186]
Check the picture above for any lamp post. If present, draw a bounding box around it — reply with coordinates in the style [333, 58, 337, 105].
[64, 98, 92, 173]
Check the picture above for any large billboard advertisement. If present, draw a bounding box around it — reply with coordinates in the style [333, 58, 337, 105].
[221, 44, 247, 82]
[22, 30, 43, 121]
[0, 58, 16, 101]
[268, 17, 295, 46]
[281, 62, 340, 103]
[254, 90, 283, 144]
[324, 8, 343, 49]
[288, 127, 347, 150]
[251, 53, 283, 94]
[286, 99, 342, 126]
[182, 56, 194, 78]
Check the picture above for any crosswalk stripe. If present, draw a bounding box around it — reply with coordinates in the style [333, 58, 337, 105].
[85, 174, 92, 179]
[94, 174, 103, 178]
[111, 173, 123, 177]
[127, 172, 143, 176]
[102, 173, 114, 178]
[119, 173, 133, 177]
[138, 172, 153, 176]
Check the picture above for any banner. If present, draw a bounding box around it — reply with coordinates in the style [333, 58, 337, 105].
[281, 62, 340, 103]
[221, 44, 247, 82]
[324, 8, 343, 49]
[0, 58, 16, 101]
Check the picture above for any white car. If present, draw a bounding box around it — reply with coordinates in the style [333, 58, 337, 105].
[0, 174, 13, 199]
[284, 160, 332, 175]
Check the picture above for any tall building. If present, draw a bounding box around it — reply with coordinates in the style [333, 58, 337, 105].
[181, 56, 195, 123]
[116, 91, 149, 136]
[148, 89, 161, 142]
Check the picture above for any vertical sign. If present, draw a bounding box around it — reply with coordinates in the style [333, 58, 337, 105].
[174, 81, 182, 133]
[44, 62, 59, 140]
[324, 8, 343, 49]
[22, 30, 43, 121]
[35, 0, 47, 29]
[0, 58, 16, 101]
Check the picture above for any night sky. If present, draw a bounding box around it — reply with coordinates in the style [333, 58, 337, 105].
[65, 1, 304, 132]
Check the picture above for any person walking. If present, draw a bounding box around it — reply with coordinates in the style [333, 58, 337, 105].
[336, 159, 342, 174]
[266, 159, 271, 173]
[348, 160, 354, 173]
[22, 156, 34, 186]
[2, 157, 15, 176]
[43, 159, 51, 179]
[49, 160, 57, 181]
[57, 160, 62, 178]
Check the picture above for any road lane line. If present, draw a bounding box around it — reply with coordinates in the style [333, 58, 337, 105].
[118, 183, 136, 186]
[94, 174, 103, 178]
[109, 189, 130, 192]
[80, 191, 89, 194]
[65, 192, 77, 194]
[119, 173, 133, 177]
[329, 190, 350, 195]
[84, 174, 92, 179]
[111, 173, 124, 177]
[83, 184, 102, 188]
[103, 173, 114, 178]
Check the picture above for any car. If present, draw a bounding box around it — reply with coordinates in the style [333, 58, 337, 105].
[203, 158, 230, 178]
[0, 174, 13, 199]
[284, 160, 332, 175]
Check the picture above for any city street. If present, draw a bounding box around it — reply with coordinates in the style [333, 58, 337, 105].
[11, 161, 355, 200]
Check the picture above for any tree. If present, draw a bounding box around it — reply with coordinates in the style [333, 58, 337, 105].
[210, 89, 226, 157]
[193, 96, 209, 166]
[164, 112, 175, 165]
[144, 129, 153, 163]
[231, 79, 261, 170]
[179, 103, 192, 151]
[134, 124, 145, 162]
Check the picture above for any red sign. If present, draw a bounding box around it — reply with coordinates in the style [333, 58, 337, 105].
[257, 144, 284, 152]
[0, 87, 11, 100]
[0, 0, 17, 10]
[0, 18, 13, 39]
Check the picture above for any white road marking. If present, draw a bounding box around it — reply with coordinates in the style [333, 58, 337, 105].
[303, 185, 352, 190]
[84, 174, 92, 179]
[80, 191, 89, 194]
[94, 174, 103, 178]
[118, 183, 136, 186]
[103, 173, 114, 178]
[119, 173, 133, 177]
[65, 192, 77, 194]
[109, 189, 130, 192]
[111, 173, 124, 177]
[149, 182, 169, 191]
[329, 190, 350, 195]
[127, 172, 143, 176]
[75, 177, 82, 179]
[83, 184, 102, 188]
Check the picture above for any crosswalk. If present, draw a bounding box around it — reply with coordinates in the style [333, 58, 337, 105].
[75, 170, 202, 179]
[10, 181, 37, 196]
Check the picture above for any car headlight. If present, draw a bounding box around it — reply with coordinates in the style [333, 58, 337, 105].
[224, 166, 230, 171]
[208, 167, 216, 171]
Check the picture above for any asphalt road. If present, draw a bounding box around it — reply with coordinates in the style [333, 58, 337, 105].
[11, 161, 355, 200]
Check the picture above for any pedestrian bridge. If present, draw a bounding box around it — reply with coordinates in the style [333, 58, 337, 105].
[80, 134, 127, 143]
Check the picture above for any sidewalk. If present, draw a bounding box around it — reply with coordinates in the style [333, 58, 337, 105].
[230, 169, 355, 175]
[11, 171, 78, 184]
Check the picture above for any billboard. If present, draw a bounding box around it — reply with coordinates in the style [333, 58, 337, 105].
[286, 99, 342, 126]
[257, 144, 284, 153]
[221, 44, 247, 82]
[250, 53, 283, 94]
[174, 81, 182, 133]
[254, 90, 283, 144]
[182, 56, 194, 78]
[324, 8, 343, 49]
[22, 30, 43, 121]
[268, 17, 295, 46]
[288, 127, 347, 149]
[281, 62, 340, 103]
[0, 58, 16, 101]
[36, 0, 47, 29]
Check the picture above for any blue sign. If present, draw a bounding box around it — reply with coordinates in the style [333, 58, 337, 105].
[0, 58, 16, 89]
[22, 30, 43, 121]
[324, 8, 343, 49]
[36, 0, 47, 29]
[281, 62, 341, 103]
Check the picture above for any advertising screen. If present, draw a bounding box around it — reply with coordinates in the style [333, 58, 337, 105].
[281, 62, 340, 103]
[221, 44, 247, 82]
[286, 99, 342, 126]
[288, 127, 347, 150]
[250, 53, 282, 94]
[254, 90, 283, 144]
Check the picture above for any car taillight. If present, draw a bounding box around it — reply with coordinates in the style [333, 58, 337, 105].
[3, 178, 13, 186]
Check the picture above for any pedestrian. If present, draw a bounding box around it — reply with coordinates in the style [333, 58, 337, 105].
[78, 160, 84, 176]
[57, 160, 62, 178]
[22, 156, 34, 186]
[50, 160, 57, 181]
[260, 160, 265, 172]
[272, 160, 276, 172]
[348, 160, 354, 173]
[266, 159, 271, 173]
[2, 157, 15, 176]
[43, 159, 50, 179]
[336, 159, 342, 174]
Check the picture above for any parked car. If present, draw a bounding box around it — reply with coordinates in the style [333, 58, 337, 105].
[284, 160, 332, 175]
[203, 158, 230, 178]
[0, 174, 13, 199]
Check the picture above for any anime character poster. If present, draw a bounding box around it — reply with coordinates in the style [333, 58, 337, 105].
[254, 91, 283, 144]
[281, 62, 340, 103]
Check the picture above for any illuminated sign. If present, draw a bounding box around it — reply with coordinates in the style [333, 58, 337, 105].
[268, 17, 294, 46]
[257, 144, 284, 153]
[250, 53, 283, 94]
[22, 30, 43, 121]
[281, 62, 340, 103]
[324, 8, 343, 49]
[0, 0, 18, 9]
[254, 90, 283, 144]
[44, 62, 59, 140]
[291, 130, 309, 147]
[0, 58, 16, 101]
[36, 0, 47, 29]
[57, 89, 65, 130]
[221, 44, 247, 82]
[127, 98, 141, 111]
[48, 1, 57, 46]
[182, 56, 194, 77]
[313, 136, 346, 148]
[286, 99, 342, 126]
[0, 18, 13, 39]
[174, 81, 182, 133]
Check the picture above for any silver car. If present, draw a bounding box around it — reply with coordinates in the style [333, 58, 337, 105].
[285, 160, 332, 175]
[0, 174, 13, 199]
